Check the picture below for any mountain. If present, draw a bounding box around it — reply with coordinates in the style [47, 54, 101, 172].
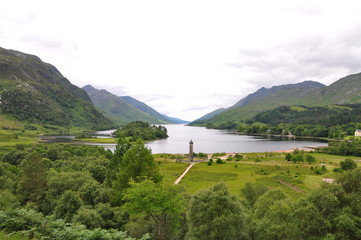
[191, 74, 361, 126]
[320, 73, 361, 105]
[0, 47, 114, 129]
[230, 81, 326, 109]
[161, 114, 190, 124]
[120, 96, 172, 123]
[83, 85, 165, 124]
[189, 108, 226, 125]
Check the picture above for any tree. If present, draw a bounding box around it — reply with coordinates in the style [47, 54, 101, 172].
[240, 182, 268, 208]
[115, 140, 162, 191]
[54, 190, 82, 222]
[340, 159, 357, 171]
[186, 183, 248, 240]
[251, 188, 294, 240]
[73, 206, 103, 229]
[305, 154, 316, 163]
[106, 137, 132, 186]
[123, 179, 185, 240]
[17, 154, 48, 205]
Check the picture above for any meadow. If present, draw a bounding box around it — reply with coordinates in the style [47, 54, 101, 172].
[156, 152, 360, 198]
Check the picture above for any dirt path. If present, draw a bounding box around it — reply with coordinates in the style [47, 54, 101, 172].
[174, 162, 196, 185]
[278, 180, 304, 193]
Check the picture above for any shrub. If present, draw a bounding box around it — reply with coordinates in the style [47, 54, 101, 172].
[216, 158, 223, 164]
[340, 159, 357, 171]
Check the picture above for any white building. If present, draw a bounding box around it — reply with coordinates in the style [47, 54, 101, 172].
[355, 130, 361, 137]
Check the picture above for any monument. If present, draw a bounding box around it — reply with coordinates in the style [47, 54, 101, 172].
[189, 139, 193, 162]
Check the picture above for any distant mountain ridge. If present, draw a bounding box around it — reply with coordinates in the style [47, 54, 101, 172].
[120, 96, 171, 123]
[190, 74, 361, 126]
[83, 85, 188, 124]
[83, 85, 167, 124]
[161, 114, 190, 124]
[0, 47, 114, 129]
[230, 81, 326, 109]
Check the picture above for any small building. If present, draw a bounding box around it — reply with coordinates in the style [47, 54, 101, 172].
[355, 130, 361, 137]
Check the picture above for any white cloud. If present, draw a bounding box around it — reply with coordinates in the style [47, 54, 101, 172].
[1, 0, 361, 120]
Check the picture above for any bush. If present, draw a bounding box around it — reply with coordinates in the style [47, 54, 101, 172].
[340, 159, 357, 171]
[216, 158, 223, 164]
[305, 154, 316, 163]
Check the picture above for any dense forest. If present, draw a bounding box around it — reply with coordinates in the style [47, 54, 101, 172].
[1, 141, 361, 239]
[113, 121, 168, 141]
[253, 104, 361, 126]
[238, 122, 361, 138]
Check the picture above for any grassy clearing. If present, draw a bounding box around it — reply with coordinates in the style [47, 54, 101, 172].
[158, 152, 359, 199]
[158, 161, 189, 184]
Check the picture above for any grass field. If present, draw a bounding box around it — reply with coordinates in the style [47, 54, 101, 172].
[158, 152, 361, 198]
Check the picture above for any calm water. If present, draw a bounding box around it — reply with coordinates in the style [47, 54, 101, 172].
[91, 124, 328, 154]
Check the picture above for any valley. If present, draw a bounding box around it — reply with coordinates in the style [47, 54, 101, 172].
[1, 46, 361, 240]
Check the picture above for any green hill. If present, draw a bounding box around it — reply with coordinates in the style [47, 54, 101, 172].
[253, 104, 361, 126]
[83, 85, 171, 124]
[192, 74, 361, 126]
[121, 96, 173, 123]
[0, 47, 114, 130]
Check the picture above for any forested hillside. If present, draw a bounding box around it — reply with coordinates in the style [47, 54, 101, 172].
[0, 47, 114, 130]
[253, 104, 361, 126]
[192, 73, 361, 127]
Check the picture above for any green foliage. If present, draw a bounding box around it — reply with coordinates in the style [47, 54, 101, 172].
[17, 154, 48, 204]
[205, 121, 239, 130]
[340, 158, 358, 171]
[215, 158, 224, 164]
[123, 179, 185, 240]
[114, 140, 162, 191]
[0, 189, 20, 211]
[0, 208, 148, 240]
[54, 190, 82, 222]
[186, 183, 247, 240]
[305, 154, 316, 163]
[291, 154, 304, 163]
[254, 104, 361, 127]
[73, 206, 103, 229]
[212, 152, 227, 157]
[107, 137, 132, 186]
[240, 182, 268, 208]
[251, 189, 294, 239]
[326, 139, 361, 156]
[113, 121, 168, 141]
[4, 141, 361, 239]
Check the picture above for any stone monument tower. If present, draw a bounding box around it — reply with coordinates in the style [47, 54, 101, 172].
[189, 139, 193, 162]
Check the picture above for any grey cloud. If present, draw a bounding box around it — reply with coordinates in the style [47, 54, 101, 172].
[230, 26, 361, 89]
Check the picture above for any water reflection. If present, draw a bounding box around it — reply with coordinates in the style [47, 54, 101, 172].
[41, 125, 328, 154]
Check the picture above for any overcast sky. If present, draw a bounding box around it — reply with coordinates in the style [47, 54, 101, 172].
[1, 0, 361, 121]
